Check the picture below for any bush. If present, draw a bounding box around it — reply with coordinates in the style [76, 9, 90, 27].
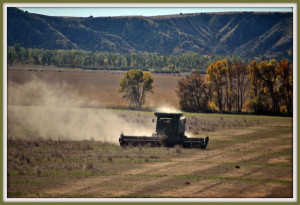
[83, 162, 94, 171]
[35, 167, 42, 176]
[175, 145, 183, 153]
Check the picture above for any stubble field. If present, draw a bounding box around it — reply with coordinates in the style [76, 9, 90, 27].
[8, 64, 182, 108]
[6, 65, 293, 199]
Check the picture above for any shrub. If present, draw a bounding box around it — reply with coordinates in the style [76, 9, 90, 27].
[84, 162, 94, 170]
[51, 150, 63, 159]
[82, 143, 93, 151]
[35, 167, 42, 176]
[107, 157, 113, 163]
[175, 145, 183, 153]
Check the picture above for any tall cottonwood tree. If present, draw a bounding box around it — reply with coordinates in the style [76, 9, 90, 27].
[247, 60, 266, 112]
[233, 61, 248, 112]
[261, 59, 280, 113]
[248, 60, 260, 98]
[118, 69, 153, 109]
[276, 59, 293, 114]
[206, 60, 227, 111]
[225, 61, 234, 111]
[176, 73, 209, 112]
[246, 59, 291, 114]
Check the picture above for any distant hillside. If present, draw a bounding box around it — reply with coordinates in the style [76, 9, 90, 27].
[8, 7, 293, 59]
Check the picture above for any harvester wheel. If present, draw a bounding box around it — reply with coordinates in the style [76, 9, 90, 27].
[203, 136, 209, 149]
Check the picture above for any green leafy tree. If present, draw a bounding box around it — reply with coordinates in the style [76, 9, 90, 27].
[30, 48, 41, 65]
[7, 46, 16, 65]
[14, 43, 22, 61]
[118, 69, 153, 109]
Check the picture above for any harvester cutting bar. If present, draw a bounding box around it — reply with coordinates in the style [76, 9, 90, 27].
[119, 134, 164, 147]
[183, 136, 209, 149]
[119, 134, 209, 149]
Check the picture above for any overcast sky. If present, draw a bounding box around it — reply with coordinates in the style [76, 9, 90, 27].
[18, 7, 293, 17]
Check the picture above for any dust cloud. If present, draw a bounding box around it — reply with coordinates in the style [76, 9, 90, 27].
[7, 77, 155, 144]
[154, 105, 182, 113]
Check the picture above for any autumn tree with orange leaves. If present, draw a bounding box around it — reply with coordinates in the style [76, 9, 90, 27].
[176, 73, 209, 112]
[276, 59, 293, 114]
[246, 59, 292, 114]
[232, 61, 248, 112]
[177, 58, 292, 115]
[206, 60, 228, 111]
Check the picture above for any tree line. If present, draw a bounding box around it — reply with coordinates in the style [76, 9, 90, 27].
[8, 44, 250, 73]
[8, 44, 293, 115]
[176, 59, 293, 115]
[118, 58, 292, 116]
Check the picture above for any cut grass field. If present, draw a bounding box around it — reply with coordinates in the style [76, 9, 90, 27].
[7, 108, 293, 198]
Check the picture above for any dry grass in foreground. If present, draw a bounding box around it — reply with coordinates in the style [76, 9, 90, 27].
[7, 113, 293, 198]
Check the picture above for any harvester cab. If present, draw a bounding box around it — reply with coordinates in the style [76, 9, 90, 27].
[155, 112, 185, 136]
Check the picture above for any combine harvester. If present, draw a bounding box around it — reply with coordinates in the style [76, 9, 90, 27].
[119, 112, 209, 149]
